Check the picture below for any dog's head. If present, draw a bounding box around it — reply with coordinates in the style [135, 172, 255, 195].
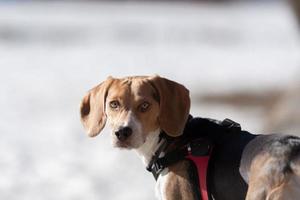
[80, 75, 190, 149]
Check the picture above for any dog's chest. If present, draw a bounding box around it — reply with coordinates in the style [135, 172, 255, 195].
[155, 168, 169, 200]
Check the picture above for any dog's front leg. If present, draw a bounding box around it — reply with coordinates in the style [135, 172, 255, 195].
[155, 169, 169, 200]
[156, 162, 197, 200]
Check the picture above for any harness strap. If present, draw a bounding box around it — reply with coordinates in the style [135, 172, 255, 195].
[147, 142, 189, 180]
[187, 153, 211, 200]
[147, 138, 213, 200]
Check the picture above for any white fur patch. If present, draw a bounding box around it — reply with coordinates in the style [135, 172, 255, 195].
[135, 129, 168, 200]
[107, 110, 144, 149]
[135, 129, 161, 165]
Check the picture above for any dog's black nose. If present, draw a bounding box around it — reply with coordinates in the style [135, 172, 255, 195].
[115, 126, 132, 141]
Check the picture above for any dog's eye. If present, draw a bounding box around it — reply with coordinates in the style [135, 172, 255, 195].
[109, 101, 120, 110]
[139, 102, 150, 112]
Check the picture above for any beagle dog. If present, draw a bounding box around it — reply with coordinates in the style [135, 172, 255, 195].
[80, 75, 300, 200]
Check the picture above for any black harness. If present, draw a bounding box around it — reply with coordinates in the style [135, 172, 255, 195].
[146, 117, 243, 200]
[147, 134, 213, 180]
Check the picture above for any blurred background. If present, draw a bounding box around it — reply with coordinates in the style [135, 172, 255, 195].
[0, 0, 300, 199]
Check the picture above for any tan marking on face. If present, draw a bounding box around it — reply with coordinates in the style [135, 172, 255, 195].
[105, 77, 160, 149]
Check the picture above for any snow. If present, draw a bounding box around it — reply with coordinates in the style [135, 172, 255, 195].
[0, 1, 299, 200]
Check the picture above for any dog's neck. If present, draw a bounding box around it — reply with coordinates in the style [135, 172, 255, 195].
[136, 129, 162, 166]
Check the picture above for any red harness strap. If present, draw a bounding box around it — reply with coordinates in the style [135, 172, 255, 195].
[187, 153, 211, 200]
[147, 136, 213, 200]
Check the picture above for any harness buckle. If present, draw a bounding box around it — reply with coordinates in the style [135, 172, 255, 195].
[221, 118, 241, 133]
[154, 161, 163, 172]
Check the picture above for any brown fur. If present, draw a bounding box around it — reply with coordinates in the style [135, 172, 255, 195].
[149, 76, 191, 137]
[165, 161, 197, 200]
[80, 77, 114, 137]
[246, 152, 300, 200]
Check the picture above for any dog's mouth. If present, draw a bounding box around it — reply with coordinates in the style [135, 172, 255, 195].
[116, 141, 129, 148]
[113, 136, 146, 150]
[113, 139, 134, 149]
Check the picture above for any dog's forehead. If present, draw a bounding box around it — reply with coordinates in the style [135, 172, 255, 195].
[130, 78, 155, 98]
[107, 79, 129, 99]
[107, 77, 155, 99]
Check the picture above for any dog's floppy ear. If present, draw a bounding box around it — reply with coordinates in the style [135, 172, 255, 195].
[80, 77, 114, 137]
[148, 75, 190, 137]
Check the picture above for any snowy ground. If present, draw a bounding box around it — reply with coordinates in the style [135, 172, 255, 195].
[0, 1, 300, 200]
